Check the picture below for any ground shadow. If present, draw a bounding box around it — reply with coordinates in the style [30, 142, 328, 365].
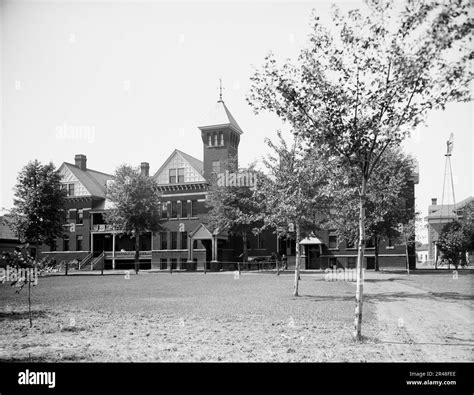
[298, 294, 355, 302]
[0, 310, 48, 320]
[366, 291, 473, 302]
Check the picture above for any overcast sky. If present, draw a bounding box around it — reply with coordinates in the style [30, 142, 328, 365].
[1, 0, 472, 243]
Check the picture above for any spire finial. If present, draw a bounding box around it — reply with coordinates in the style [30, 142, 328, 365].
[218, 78, 225, 102]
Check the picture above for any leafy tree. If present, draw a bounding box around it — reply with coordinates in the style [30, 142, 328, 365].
[105, 165, 162, 274]
[9, 160, 67, 257]
[0, 245, 55, 327]
[437, 221, 474, 269]
[324, 147, 416, 272]
[248, 0, 472, 339]
[260, 131, 330, 295]
[206, 163, 265, 274]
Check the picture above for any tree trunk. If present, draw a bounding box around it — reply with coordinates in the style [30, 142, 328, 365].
[374, 236, 380, 272]
[405, 235, 410, 275]
[293, 222, 301, 297]
[28, 275, 32, 328]
[134, 231, 140, 275]
[29, 243, 39, 328]
[242, 232, 248, 271]
[354, 176, 367, 341]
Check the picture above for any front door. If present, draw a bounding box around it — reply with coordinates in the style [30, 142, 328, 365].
[366, 257, 375, 270]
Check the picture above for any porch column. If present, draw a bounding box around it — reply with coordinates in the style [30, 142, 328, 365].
[187, 235, 193, 262]
[211, 235, 217, 262]
[91, 233, 94, 255]
[112, 233, 116, 270]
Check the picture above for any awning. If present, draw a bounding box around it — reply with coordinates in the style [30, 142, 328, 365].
[299, 237, 323, 245]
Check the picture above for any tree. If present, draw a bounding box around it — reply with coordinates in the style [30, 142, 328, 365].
[0, 245, 55, 327]
[105, 165, 162, 274]
[9, 160, 67, 258]
[324, 147, 416, 272]
[259, 131, 330, 295]
[437, 221, 474, 269]
[206, 163, 265, 274]
[248, 1, 472, 339]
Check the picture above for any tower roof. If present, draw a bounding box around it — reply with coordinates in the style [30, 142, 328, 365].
[198, 100, 243, 135]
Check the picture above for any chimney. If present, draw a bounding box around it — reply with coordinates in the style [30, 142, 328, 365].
[431, 198, 437, 205]
[75, 154, 87, 171]
[140, 162, 150, 177]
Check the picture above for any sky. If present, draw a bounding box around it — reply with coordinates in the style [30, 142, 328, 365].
[1, 0, 472, 243]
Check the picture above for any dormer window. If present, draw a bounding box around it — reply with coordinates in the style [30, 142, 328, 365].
[213, 132, 218, 146]
[208, 133, 212, 146]
[219, 132, 224, 146]
[169, 168, 184, 184]
[169, 169, 177, 183]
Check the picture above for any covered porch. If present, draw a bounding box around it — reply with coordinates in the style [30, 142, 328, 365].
[187, 223, 228, 271]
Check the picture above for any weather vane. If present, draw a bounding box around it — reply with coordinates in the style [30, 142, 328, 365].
[218, 78, 225, 102]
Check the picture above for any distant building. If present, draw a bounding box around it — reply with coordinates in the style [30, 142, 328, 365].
[0, 216, 21, 257]
[40, 96, 419, 271]
[426, 196, 474, 262]
[416, 243, 429, 264]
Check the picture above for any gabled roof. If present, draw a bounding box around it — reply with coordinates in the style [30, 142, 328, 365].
[59, 162, 113, 198]
[198, 100, 243, 135]
[427, 196, 474, 220]
[153, 149, 204, 180]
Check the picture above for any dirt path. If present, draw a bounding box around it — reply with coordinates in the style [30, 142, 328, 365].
[364, 273, 474, 362]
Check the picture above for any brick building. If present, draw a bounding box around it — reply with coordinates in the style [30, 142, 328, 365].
[426, 196, 474, 262]
[40, 97, 419, 271]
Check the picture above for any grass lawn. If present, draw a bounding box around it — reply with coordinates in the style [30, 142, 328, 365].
[0, 272, 383, 362]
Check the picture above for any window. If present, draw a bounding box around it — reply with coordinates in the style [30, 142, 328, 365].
[161, 202, 168, 219]
[208, 133, 212, 146]
[219, 132, 224, 146]
[257, 234, 263, 249]
[63, 236, 70, 251]
[171, 258, 177, 269]
[160, 232, 168, 250]
[76, 235, 83, 251]
[329, 257, 337, 268]
[50, 239, 57, 252]
[160, 258, 167, 270]
[212, 160, 221, 174]
[328, 234, 338, 249]
[68, 183, 75, 197]
[387, 237, 394, 248]
[77, 209, 83, 225]
[169, 169, 177, 184]
[181, 201, 188, 217]
[171, 232, 178, 250]
[191, 200, 198, 217]
[213, 132, 218, 146]
[181, 231, 188, 249]
[171, 201, 178, 218]
[180, 258, 187, 269]
[366, 237, 375, 248]
[178, 168, 184, 183]
[347, 257, 357, 269]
